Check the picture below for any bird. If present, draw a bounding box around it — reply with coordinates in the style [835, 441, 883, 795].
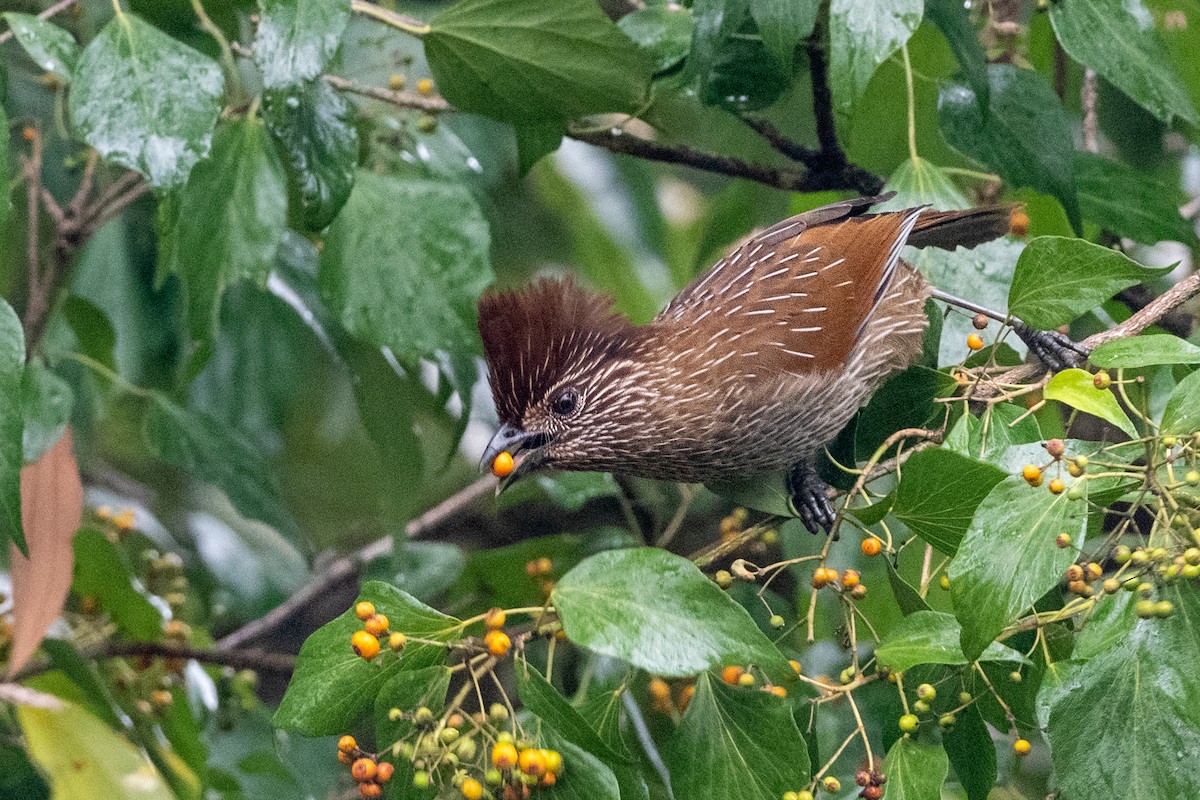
[477, 193, 1084, 534]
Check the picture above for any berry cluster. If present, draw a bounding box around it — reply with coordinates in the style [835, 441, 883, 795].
[350, 601, 405, 661]
[647, 677, 696, 715]
[1020, 439, 1088, 497]
[719, 664, 791, 698]
[337, 737, 395, 798]
[811, 567, 867, 599]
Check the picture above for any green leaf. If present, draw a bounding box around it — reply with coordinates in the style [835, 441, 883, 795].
[263, 80, 358, 231]
[1161, 367, 1200, 436]
[705, 470, 797, 519]
[162, 117, 287, 354]
[939, 65, 1080, 232]
[373, 540, 465, 604]
[275, 581, 461, 735]
[69, 12, 224, 189]
[885, 560, 930, 615]
[2, 13, 80, 81]
[618, 5, 693, 75]
[748, 0, 818, 73]
[946, 403, 1043, 464]
[538, 729, 622, 800]
[18, 700, 173, 800]
[667, 672, 809, 800]
[254, 0, 349, 91]
[1049, 0, 1197, 124]
[552, 548, 788, 677]
[925, 0, 987, 111]
[425, 0, 652, 123]
[515, 656, 631, 764]
[1075, 152, 1198, 246]
[372, 665, 451, 754]
[21, 364, 72, 464]
[1044, 368, 1138, 439]
[875, 611, 1028, 673]
[512, 119, 564, 176]
[60, 297, 116, 373]
[1007, 236, 1172, 330]
[688, 0, 792, 111]
[1040, 582, 1200, 798]
[875, 157, 970, 212]
[942, 703, 995, 800]
[0, 104, 9, 237]
[829, 0, 923, 112]
[881, 737, 949, 800]
[0, 298, 26, 553]
[72, 529, 161, 640]
[949, 475, 1087, 660]
[318, 171, 492, 365]
[1089, 335, 1200, 369]
[890, 448, 1006, 556]
[143, 394, 302, 543]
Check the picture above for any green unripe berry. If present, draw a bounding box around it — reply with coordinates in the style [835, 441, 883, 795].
[1114, 545, 1132, 564]
[439, 727, 460, 744]
[1009, 670, 1023, 683]
[413, 707, 435, 728]
[1184, 548, 1200, 566]
[1162, 436, 1178, 448]
[1131, 549, 1149, 565]
[839, 667, 855, 684]
[1186, 471, 1200, 487]
[443, 752, 459, 766]
[496, 731, 514, 744]
[490, 703, 510, 722]
[783, 793, 799, 800]
[939, 713, 957, 728]
[484, 769, 503, 786]
[913, 700, 930, 714]
[822, 776, 841, 793]
[916, 683, 936, 701]
[797, 792, 814, 800]
[388, 707, 404, 721]
[1066, 485, 1083, 501]
[1137, 582, 1154, 597]
[715, 570, 733, 589]
[1183, 564, 1200, 579]
[412, 770, 430, 788]
[770, 614, 785, 629]
[899, 714, 919, 733]
[959, 691, 973, 705]
[1154, 600, 1174, 618]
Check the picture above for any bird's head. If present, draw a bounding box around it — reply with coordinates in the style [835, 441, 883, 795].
[477, 277, 646, 488]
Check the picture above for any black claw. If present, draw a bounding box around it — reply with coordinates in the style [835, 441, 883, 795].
[787, 462, 838, 537]
[1013, 323, 1090, 372]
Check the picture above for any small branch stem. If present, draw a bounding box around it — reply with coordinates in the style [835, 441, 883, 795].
[350, 0, 431, 36]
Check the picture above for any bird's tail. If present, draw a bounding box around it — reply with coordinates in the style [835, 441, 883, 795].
[905, 205, 1018, 251]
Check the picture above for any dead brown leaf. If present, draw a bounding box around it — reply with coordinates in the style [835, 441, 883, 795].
[7, 429, 82, 676]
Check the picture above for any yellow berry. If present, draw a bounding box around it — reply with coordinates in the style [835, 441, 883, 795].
[387, 74, 406, 91]
[789, 659, 802, 674]
[1014, 738, 1032, 756]
[721, 665, 744, 685]
[1093, 371, 1111, 389]
[339, 735, 358, 754]
[485, 608, 507, 630]
[388, 632, 407, 651]
[461, 777, 483, 800]
[648, 678, 671, 702]
[492, 741, 518, 770]
[1022, 464, 1042, 486]
[351, 630, 381, 661]
[492, 451, 514, 478]
[518, 748, 547, 776]
[840, 569, 861, 589]
[861, 538, 881, 557]
[966, 333, 984, 351]
[364, 614, 389, 636]
[485, 630, 511, 657]
[355, 602, 376, 620]
[416, 78, 434, 96]
[939, 574, 950, 590]
[738, 672, 756, 687]
[1048, 478, 1065, 495]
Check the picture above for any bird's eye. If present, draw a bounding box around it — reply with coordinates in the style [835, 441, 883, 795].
[549, 388, 581, 418]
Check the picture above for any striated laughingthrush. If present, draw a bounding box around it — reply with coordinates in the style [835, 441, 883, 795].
[477, 194, 1018, 533]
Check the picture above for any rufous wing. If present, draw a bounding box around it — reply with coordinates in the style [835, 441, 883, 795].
[655, 209, 923, 374]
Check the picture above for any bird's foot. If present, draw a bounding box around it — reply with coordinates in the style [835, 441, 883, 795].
[1013, 323, 1090, 372]
[787, 462, 838, 537]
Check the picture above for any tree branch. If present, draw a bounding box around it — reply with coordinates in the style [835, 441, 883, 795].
[11, 641, 296, 682]
[215, 475, 497, 650]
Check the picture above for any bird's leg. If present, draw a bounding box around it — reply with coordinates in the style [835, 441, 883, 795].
[928, 288, 1090, 371]
[786, 461, 838, 537]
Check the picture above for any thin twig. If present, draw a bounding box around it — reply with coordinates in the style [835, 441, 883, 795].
[0, 0, 77, 45]
[1081, 69, 1099, 154]
[216, 475, 497, 650]
[11, 641, 296, 682]
[325, 74, 452, 113]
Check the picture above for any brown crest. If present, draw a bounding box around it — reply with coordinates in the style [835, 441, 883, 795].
[477, 277, 639, 425]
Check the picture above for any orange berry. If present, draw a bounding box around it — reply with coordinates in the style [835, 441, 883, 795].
[518, 748, 547, 776]
[1022, 464, 1042, 486]
[811, 568, 832, 589]
[364, 614, 389, 636]
[388, 632, 407, 651]
[359, 783, 382, 798]
[351, 630, 381, 661]
[21, 126, 36, 142]
[485, 629, 511, 657]
[541, 772, 557, 786]
[1013, 738, 1032, 756]
[767, 685, 787, 698]
[351, 757, 377, 782]
[355, 602, 375, 620]
[677, 684, 696, 712]
[485, 607, 507, 630]
[461, 778, 484, 800]
[789, 659, 802, 674]
[543, 749, 563, 774]
[492, 741, 518, 770]
[840, 569, 861, 589]
[1048, 478, 1065, 495]
[492, 451, 514, 478]
[966, 333, 984, 351]
[339, 735, 358, 754]
[1010, 209, 1030, 237]
[861, 538, 882, 557]
[721, 665, 744, 685]
[338, 750, 353, 765]
[648, 678, 671, 702]
[376, 762, 394, 783]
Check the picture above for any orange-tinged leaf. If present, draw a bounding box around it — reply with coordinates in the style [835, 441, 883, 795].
[7, 429, 82, 676]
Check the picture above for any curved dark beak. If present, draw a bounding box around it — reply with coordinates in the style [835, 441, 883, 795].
[480, 424, 549, 492]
